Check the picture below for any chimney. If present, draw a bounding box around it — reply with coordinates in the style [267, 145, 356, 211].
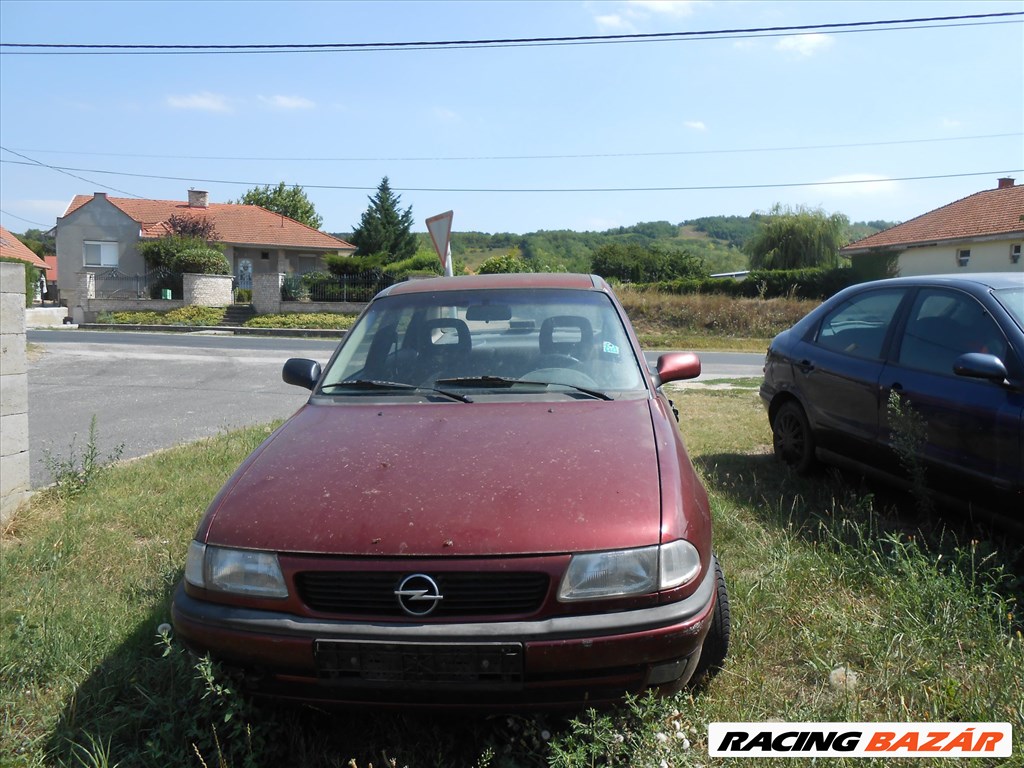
[997, 177, 1015, 189]
[94, 192, 107, 201]
[188, 189, 209, 208]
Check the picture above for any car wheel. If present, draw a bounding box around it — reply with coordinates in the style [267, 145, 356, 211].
[772, 400, 817, 473]
[691, 556, 730, 686]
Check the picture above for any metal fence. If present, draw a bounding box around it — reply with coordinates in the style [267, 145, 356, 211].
[92, 269, 169, 299]
[281, 271, 400, 303]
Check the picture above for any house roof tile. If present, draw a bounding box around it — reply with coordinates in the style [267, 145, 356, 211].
[62, 194, 355, 252]
[0, 225, 50, 270]
[841, 182, 1024, 254]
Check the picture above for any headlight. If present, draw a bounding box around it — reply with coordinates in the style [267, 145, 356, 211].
[184, 541, 288, 599]
[558, 540, 701, 601]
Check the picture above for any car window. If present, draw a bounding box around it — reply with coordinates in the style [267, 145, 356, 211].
[319, 288, 647, 396]
[993, 286, 1024, 329]
[814, 289, 905, 360]
[897, 289, 1008, 375]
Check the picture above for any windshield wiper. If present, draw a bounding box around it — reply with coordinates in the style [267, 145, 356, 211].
[435, 376, 612, 401]
[320, 379, 471, 403]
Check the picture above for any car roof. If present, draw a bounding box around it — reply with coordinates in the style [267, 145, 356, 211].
[864, 273, 1023, 291]
[382, 272, 608, 296]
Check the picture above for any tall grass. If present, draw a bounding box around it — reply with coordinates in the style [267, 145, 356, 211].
[616, 287, 818, 349]
[2, 391, 1020, 767]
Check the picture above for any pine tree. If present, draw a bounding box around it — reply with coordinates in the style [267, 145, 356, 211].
[349, 177, 417, 263]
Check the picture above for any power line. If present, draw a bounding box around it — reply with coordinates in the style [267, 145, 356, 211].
[1, 13, 1019, 55]
[5, 133, 1020, 164]
[1, 147, 142, 198]
[0, 209, 50, 228]
[1, 156, 1017, 194]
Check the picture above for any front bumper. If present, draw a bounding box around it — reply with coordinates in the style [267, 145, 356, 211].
[171, 562, 718, 708]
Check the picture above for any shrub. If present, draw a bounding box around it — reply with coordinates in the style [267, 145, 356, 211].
[645, 266, 861, 301]
[95, 307, 225, 326]
[478, 252, 529, 274]
[383, 250, 444, 278]
[243, 312, 356, 330]
[234, 288, 252, 303]
[591, 242, 706, 283]
[173, 245, 230, 275]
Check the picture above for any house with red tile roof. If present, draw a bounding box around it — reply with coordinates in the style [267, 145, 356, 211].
[841, 178, 1024, 277]
[0, 225, 50, 272]
[55, 190, 354, 306]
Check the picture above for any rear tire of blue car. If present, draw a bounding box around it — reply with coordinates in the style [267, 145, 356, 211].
[772, 401, 817, 474]
[692, 556, 729, 686]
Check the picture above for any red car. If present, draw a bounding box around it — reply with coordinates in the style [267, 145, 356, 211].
[172, 273, 729, 708]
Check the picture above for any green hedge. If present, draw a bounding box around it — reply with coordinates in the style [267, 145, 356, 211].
[641, 267, 864, 301]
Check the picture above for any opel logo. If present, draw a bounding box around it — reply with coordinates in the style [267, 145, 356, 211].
[395, 573, 444, 616]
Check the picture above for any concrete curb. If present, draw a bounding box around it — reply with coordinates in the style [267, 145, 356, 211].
[76, 323, 347, 339]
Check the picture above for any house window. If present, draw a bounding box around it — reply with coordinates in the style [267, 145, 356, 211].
[261, 251, 270, 260]
[956, 249, 971, 268]
[83, 241, 118, 267]
[1012, 244, 1021, 265]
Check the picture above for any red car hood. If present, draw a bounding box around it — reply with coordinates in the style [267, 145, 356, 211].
[202, 399, 663, 556]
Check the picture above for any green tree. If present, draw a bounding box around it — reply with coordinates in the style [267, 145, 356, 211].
[591, 243, 706, 283]
[478, 250, 529, 274]
[349, 177, 417, 263]
[232, 182, 323, 230]
[744, 204, 849, 270]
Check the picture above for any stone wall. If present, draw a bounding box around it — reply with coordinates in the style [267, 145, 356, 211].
[1, 262, 30, 526]
[253, 273, 284, 315]
[183, 273, 233, 307]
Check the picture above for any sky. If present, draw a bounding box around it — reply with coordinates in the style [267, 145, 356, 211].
[1, 0, 1022, 237]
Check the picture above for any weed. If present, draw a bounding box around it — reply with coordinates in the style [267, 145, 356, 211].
[886, 390, 934, 516]
[42, 416, 124, 501]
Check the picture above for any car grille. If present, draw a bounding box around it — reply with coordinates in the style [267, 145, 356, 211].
[294, 571, 550, 617]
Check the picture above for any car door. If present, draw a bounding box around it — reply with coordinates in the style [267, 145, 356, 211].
[796, 288, 908, 464]
[879, 286, 1024, 505]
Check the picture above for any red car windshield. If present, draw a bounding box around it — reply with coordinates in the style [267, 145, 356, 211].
[319, 288, 647, 397]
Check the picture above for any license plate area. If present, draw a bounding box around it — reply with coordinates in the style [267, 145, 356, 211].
[314, 640, 524, 689]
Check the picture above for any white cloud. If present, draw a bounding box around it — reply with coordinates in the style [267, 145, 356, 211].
[628, 0, 704, 16]
[591, 1, 707, 30]
[684, 120, 707, 131]
[259, 94, 315, 110]
[166, 91, 231, 112]
[774, 34, 834, 57]
[595, 13, 629, 30]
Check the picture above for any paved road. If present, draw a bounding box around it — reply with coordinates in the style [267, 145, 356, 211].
[25, 329, 764, 489]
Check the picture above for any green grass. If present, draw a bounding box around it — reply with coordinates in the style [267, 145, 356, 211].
[3, 391, 1020, 767]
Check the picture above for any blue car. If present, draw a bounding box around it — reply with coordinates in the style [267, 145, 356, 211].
[760, 273, 1024, 522]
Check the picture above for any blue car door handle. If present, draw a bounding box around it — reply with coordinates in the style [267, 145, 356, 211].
[797, 359, 815, 374]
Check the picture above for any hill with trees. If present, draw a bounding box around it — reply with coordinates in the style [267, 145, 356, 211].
[330, 212, 894, 277]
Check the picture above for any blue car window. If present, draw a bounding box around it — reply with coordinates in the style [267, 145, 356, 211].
[897, 289, 1008, 375]
[814, 289, 904, 359]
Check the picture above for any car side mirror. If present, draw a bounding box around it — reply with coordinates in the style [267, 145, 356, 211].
[283, 358, 322, 390]
[654, 352, 701, 387]
[953, 352, 1008, 383]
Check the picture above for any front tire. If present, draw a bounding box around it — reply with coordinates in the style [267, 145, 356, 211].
[691, 557, 730, 685]
[772, 400, 817, 474]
